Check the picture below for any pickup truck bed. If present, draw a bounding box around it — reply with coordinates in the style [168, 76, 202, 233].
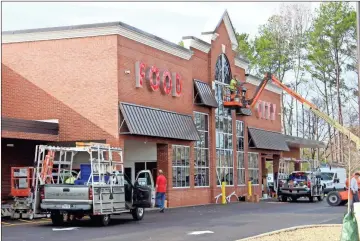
[41, 184, 92, 211]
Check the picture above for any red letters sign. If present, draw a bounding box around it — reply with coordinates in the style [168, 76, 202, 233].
[135, 61, 182, 97]
[255, 100, 276, 121]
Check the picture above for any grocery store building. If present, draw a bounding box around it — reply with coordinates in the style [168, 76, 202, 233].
[1, 11, 325, 206]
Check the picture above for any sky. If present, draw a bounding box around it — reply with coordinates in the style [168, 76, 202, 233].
[2, 2, 320, 44]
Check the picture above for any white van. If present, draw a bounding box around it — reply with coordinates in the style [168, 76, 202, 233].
[319, 167, 347, 194]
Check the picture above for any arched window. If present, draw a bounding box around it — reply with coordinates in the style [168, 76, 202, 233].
[215, 54, 232, 85]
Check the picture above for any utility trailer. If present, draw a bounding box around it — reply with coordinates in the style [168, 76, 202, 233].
[32, 143, 154, 226]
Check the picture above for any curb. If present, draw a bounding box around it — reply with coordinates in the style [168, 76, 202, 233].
[235, 224, 342, 241]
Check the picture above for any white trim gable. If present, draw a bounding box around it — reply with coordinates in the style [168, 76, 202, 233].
[222, 11, 238, 51]
[235, 58, 249, 71]
[3, 25, 194, 60]
[246, 75, 282, 95]
[183, 38, 211, 53]
[200, 10, 238, 50]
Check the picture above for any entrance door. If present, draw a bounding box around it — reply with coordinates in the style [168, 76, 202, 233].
[135, 162, 146, 180]
[146, 162, 157, 185]
[135, 162, 157, 187]
[124, 167, 132, 183]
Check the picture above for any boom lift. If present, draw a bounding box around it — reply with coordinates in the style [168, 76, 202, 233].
[223, 72, 360, 150]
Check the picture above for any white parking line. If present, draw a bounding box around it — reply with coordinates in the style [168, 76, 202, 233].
[187, 230, 214, 235]
[52, 227, 79, 231]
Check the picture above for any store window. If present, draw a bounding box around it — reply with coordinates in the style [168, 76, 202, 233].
[194, 112, 210, 187]
[172, 145, 190, 188]
[248, 152, 259, 184]
[236, 120, 245, 185]
[215, 53, 234, 186]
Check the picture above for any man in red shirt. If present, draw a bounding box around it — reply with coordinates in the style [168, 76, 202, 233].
[156, 169, 167, 213]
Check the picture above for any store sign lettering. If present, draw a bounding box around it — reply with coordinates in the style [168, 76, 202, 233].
[256, 100, 276, 120]
[135, 61, 182, 97]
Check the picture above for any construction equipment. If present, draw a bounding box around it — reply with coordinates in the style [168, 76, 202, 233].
[32, 142, 154, 226]
[223, 72, 360, 202]
[1, 167, 48, 219]
[326, 174, 360, 206]
[223, 73, 360, 150]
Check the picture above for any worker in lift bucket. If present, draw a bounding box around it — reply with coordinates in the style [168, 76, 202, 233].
[350, 172, 359, 210]
[229, 75, 238, 95]
[229, 75, 241, 101]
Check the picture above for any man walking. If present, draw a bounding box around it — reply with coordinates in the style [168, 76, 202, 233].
[350, 172, 359, 210]
[156, 169, 167, 213]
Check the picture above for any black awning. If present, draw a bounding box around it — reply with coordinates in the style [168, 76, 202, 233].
[119, 102, 200, 141]
[2, 117, 59, 135]
[248, 127, 289, 151]
[194, 79, 218, 108]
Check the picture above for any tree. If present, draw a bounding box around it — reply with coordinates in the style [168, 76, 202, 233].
[307, 2, 356, 163]
[178, 40, 184, 47]
[236, 33, 256, 75]
[236, 8, 295, 134]
[284, 3, 312, 137]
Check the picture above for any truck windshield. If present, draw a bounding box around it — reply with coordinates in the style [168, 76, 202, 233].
[320, 172, 334, 181]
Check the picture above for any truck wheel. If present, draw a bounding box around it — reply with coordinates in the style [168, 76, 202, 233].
[90, 214, 111, 226]
[132, 207, 144, 221]
[51, 212, 64, 226]
[281, 196, 288, 202]
[309, 196, 314, 202]
[326, 191, 341, 206]
[98, 215, 111, 226]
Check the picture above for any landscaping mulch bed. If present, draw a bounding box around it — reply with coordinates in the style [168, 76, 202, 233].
[240, 225, 342, 241]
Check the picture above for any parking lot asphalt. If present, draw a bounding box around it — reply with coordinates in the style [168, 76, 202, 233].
[2, 199, 346, 241]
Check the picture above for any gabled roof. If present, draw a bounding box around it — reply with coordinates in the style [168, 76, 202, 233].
[200, 10, 238, 51]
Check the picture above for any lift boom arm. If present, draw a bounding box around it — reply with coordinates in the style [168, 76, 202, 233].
[248, 73, 360, 150]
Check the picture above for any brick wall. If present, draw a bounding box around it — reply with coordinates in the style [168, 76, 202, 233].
[2, 35, 119, 141]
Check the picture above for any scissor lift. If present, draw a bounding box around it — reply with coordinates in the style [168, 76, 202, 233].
[1, 167, 48, 219]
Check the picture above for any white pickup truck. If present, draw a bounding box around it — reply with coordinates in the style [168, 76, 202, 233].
[32, 144, 156, 226]
[39, 171, 154, 226]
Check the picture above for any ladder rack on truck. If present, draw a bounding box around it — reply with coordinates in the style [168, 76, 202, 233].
[32, 143, 124, 216]
[32, 142, 153, 226]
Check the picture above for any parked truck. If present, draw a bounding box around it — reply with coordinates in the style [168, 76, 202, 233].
[277, 171, 324, 202]
[319, 167, 347, 194]
[32, 143, 155, 226]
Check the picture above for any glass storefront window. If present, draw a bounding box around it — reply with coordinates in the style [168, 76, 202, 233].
[194, 112, 210, 187]
[172, 145, 190, 188]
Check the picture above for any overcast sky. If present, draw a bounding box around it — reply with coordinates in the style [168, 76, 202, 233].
[2, 2, 321, 44]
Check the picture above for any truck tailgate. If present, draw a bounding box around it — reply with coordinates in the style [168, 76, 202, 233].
[41, 184, 92, 211]
[43, 184, 90, 202]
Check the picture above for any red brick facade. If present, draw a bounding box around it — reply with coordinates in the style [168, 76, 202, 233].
[1, 15, 299, 206]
